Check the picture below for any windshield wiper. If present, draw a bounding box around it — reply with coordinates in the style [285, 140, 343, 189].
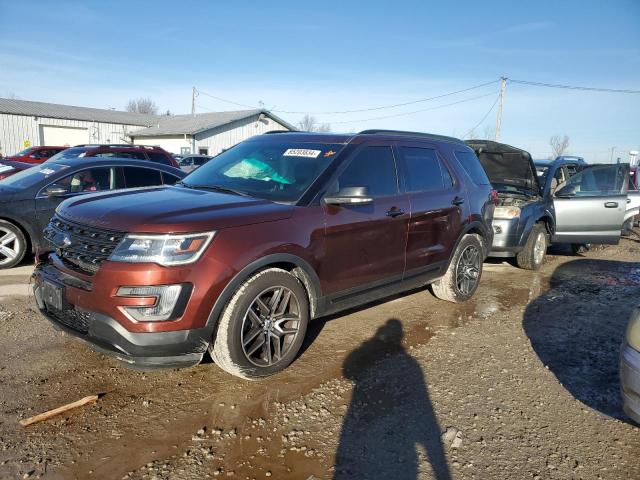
[178, 182, 249, 197]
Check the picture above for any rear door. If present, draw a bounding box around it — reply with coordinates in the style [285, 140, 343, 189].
[552, 163, 629, 244]
[396, 143, 464, 274]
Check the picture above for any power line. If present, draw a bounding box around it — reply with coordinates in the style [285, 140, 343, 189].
[508, 78, 640, 94]
[462, 93, 501, 139]
[330, 91, 499, 125]
[272, 80, 500, 114]
[195, 79, 500, 115]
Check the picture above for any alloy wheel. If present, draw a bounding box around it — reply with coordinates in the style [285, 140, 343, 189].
[241, 286, 302, 367]
[0, 227, 20, 266]
[455, 245, 480, 295]
[533, 232, 546, 265]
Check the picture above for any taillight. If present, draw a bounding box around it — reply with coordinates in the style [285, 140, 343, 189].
[490, 189, 499, 205]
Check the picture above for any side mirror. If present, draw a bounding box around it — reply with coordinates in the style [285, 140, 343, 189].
[43, 184, 69, 197]
[555, 184, 576, 198]
[323, 186, 373, 205]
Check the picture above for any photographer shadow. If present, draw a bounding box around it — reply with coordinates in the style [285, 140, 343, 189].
[333, 319, 451, 480]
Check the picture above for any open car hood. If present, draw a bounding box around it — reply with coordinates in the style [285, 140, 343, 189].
[466, 140, 540, 195]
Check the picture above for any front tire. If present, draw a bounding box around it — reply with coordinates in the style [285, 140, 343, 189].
[431, 234, 483, 303]
[210, 268, 309, 380]
[0, 220, 27, 269]
[516, 223, 547, 270]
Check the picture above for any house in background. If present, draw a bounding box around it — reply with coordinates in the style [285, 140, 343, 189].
[0, 98, 293, 157]
[128, 110, 294, 155]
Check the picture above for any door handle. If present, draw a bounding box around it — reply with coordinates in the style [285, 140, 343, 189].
[386, 208, 406, 218]
[452, 196, 465, 206]
[604, 201, 619, 208]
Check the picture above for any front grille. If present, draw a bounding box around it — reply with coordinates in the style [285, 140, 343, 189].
[43, 215, 125, 275]
[46, 305, 91, 334]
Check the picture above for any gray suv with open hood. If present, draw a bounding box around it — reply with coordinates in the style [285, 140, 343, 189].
[467, 140, 630, 270]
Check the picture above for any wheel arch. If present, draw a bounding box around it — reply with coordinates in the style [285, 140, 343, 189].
[457, 219, 491, 259]
[205, 253, 322, 333]
[0, 215, 34, 253]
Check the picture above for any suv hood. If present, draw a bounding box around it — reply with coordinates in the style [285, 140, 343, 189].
[466, 140, 540, 195]
[56, 186, 294, 233]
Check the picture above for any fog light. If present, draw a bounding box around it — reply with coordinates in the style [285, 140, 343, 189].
[117, 285, 182, 322]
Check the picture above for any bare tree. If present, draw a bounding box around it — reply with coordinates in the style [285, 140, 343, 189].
[550, 134, 570, 158]
[297, 114, 331, 132]
[125, 97, 159, 115]
[482, 125, 494, 140]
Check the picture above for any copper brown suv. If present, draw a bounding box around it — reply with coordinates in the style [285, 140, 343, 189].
[33, 130, 494, 379]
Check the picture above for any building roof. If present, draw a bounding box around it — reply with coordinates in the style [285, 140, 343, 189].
[0, 97, 156, 126]
[128, 109, 295, 137]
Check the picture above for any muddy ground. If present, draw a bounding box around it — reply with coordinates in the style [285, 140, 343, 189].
[0, 236, 639, 480]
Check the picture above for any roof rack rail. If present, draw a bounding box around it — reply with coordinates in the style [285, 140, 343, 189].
[264, 130, 294, 134]
[358, 129, 464, 144]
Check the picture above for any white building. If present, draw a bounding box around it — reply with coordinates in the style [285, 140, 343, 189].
[0, 98, 293, 157]
[129, 110, 294, 155]
[0, 98, 155, 156]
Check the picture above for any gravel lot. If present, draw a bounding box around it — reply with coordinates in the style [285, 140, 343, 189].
[0, 237, 639, 479]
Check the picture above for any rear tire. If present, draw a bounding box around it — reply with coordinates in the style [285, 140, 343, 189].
[516, 223, 547, 270]
[0, 220, 27, 269]
[431, 234, 483, 303]
[210, 268, 309, 380]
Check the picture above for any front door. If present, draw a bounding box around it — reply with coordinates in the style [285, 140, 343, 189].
[552, 163, 629, 244]
[321, 144, 410, 294]
[35, 166, 117, 234]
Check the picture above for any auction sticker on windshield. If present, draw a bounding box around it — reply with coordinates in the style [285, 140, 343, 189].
[283, 149, 321, 158]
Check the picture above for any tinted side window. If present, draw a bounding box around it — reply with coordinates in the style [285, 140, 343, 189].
[454, 150, 490, 185]
[147, 152, 171, 165]
[162, 172, 181, 185]
[400, 147, 451, 192]
[333, 146, 398, 197]
[122, 167, 162, 188]
[54, 167, 114, 194]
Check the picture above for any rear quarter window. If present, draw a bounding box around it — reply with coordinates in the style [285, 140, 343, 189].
[454, 150, 490, 185]
[146, 152, 171, 165]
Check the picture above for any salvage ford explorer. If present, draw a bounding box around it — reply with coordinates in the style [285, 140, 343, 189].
[33, 130, 494, 379]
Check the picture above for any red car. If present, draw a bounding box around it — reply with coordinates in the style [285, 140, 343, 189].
[34, 130, 495, 379]
[47, 144, 180, 168]
[6, 146, 67, 164]
[0, 160, 34, 180]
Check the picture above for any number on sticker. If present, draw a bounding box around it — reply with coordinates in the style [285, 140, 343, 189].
[283, 149, 321, 158]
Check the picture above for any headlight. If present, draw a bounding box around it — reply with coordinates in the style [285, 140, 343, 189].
[493, 206, 521, 219]
[109, 232, 215, 266]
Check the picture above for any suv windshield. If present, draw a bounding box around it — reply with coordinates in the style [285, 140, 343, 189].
[181, 140, 344, 202]
[47, 147, 89, 162]
[0, 163, 70, 189]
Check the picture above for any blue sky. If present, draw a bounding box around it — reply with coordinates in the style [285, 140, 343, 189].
[1, 0, 638, 161]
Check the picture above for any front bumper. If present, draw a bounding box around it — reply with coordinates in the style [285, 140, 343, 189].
[620, 342, 640, 424]
[32, 257, 221, 370]
[488, 218, 523, 257]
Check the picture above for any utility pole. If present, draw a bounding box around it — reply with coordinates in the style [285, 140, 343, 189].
[495, 76, 507, 142]
[610, 146, 615, 163]
[191, 86, 198, 116]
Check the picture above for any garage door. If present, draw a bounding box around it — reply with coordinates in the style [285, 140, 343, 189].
[40, 125, 88, 147]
